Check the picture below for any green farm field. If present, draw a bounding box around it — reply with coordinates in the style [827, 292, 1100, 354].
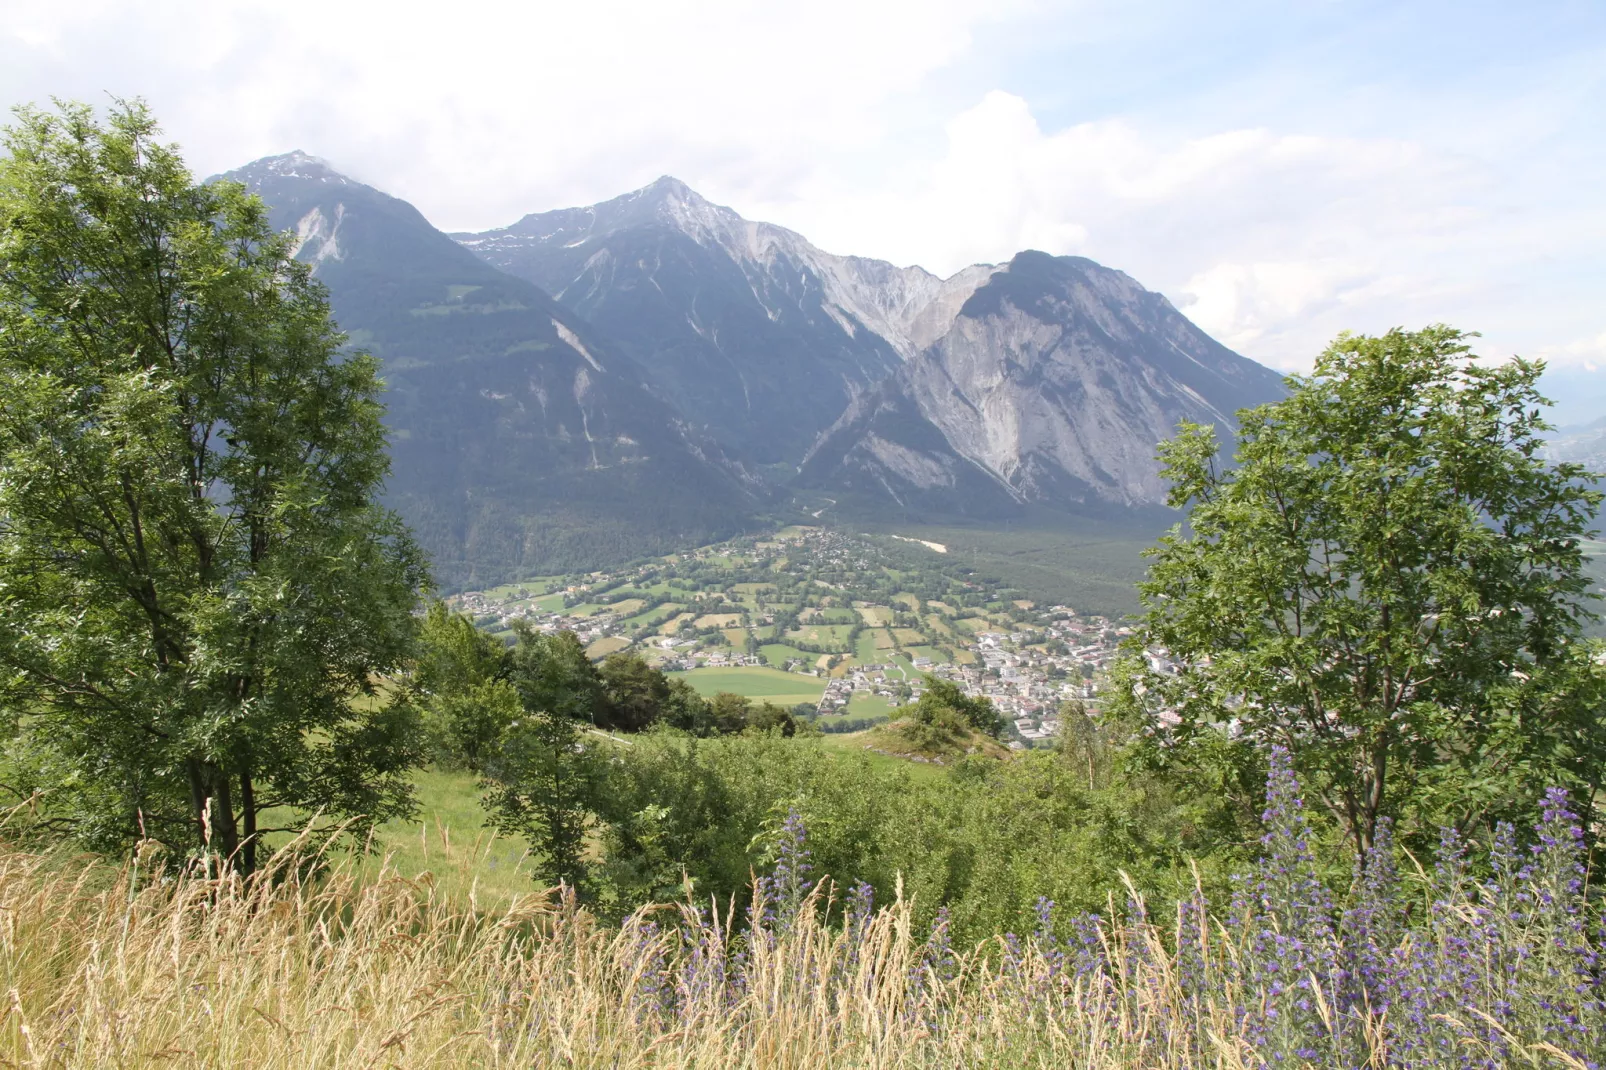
[760, 643, 812, 668]
[786, 624, 857, 645]
[845, 692, 897, 718]
[669, 666, 825, 706]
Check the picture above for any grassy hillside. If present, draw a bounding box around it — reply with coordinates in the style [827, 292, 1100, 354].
[1, 800, 1597, 1068]
[859, 716, 1012, 763]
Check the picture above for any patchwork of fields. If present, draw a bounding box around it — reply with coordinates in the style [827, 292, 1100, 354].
[451, 527, 1126, 741]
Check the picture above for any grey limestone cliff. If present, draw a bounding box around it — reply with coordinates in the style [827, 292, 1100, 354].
[797, 251, 1288, 516]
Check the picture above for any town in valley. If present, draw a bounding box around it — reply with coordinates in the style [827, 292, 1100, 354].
[447, 528, 1139, 748]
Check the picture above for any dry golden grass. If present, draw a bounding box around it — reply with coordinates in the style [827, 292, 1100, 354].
[584, 636, 632, 659]
[656, 613, 696, 636]
[0, 834, 1292, 1069]
[0, 830, 1567, 1069]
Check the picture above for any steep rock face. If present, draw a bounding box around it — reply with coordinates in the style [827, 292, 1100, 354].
[454, 178, 993, 464]
[799, 252, 1287, 516]
[223, 154, 759, 588]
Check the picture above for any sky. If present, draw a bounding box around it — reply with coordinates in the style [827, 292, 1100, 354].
[3, 0, 1603, 401]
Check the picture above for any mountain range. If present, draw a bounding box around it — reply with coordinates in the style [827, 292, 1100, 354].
[227, 154, 1288, 588]
[224, 154, 760, 590]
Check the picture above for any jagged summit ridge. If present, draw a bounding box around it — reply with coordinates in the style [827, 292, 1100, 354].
[229, 150, 352, 186]
[456, 178, 998, 360]
[451, 178, 1287, 504]
[452, 178, 1014, 464]
[455, 181, 932, 462]
[798, 250, 1288, 515]
[459, 175, 738, 254]
[226, 155, 1288, 523]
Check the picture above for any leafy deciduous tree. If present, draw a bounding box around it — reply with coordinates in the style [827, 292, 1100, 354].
[1113, 326, 1605, 854]
[480, 624, 607, 887]
[915, 677, 1005, 738]
[412, 602, 517, 770]
[0, 101, 428, 871]
[597, 651, 667, 732]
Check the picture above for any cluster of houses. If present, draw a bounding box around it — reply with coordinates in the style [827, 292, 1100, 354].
[816, 664, 921, 715]
[446, 531, 1144, 749]
[654, 645, 765, 673]
[452, 586, 627, 646]
[908, 614, 1127, 747]
[799, 618, 1130, 749]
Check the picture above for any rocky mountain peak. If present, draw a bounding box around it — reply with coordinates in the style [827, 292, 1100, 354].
[452, 181, 1286, 509]
[452, 181, 951, 461]
[228, 150, 352, 186]
[635, 174, 699, 206]
[468, 175, 740, 252]
[797, 250, 1288, 515]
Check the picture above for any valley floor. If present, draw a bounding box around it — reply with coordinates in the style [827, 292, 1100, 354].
[449, 525, 1129, 747]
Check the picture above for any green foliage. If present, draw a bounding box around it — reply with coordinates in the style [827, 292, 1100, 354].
[597, 652, 668, 732]
[412, 602, 518, 769]
[661, 677, 717, 735]
[590, 731, 1218, 941]
[815, 714, 890, 733]
[479, 623, 609, 887]
[1113, 326, 1606, 855]
[0, 101, 427, 871]
[744, 701, 799, 736]
[912, 677, 1005, 738]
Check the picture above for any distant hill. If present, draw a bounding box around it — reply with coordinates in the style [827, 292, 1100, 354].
[1545, 415, 1606, 474]
[223, 154, 762, 590]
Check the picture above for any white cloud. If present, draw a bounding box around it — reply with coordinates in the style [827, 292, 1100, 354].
[3, 2, 1600, 377]
[1, 0, 1025, 229]
[759, 91, 1603, 372]
[1537, 331, 1606, 369]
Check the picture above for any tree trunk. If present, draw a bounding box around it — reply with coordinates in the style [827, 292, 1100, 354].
[210, 768, 239, 865]
[240, 767, 257, 876]
[186, 758, 209, 847]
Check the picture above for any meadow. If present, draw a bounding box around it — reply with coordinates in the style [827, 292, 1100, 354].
[1, 756, 1598, 1069]
[860, 514, 1163, 617]
[668, 666, 827, 707]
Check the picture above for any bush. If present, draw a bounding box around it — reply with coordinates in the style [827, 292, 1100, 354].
[816, 715, 889, 733]
[589, 733, 1216, 939]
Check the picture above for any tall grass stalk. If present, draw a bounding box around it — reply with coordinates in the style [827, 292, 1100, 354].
[0, 758, 1599, 1067]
